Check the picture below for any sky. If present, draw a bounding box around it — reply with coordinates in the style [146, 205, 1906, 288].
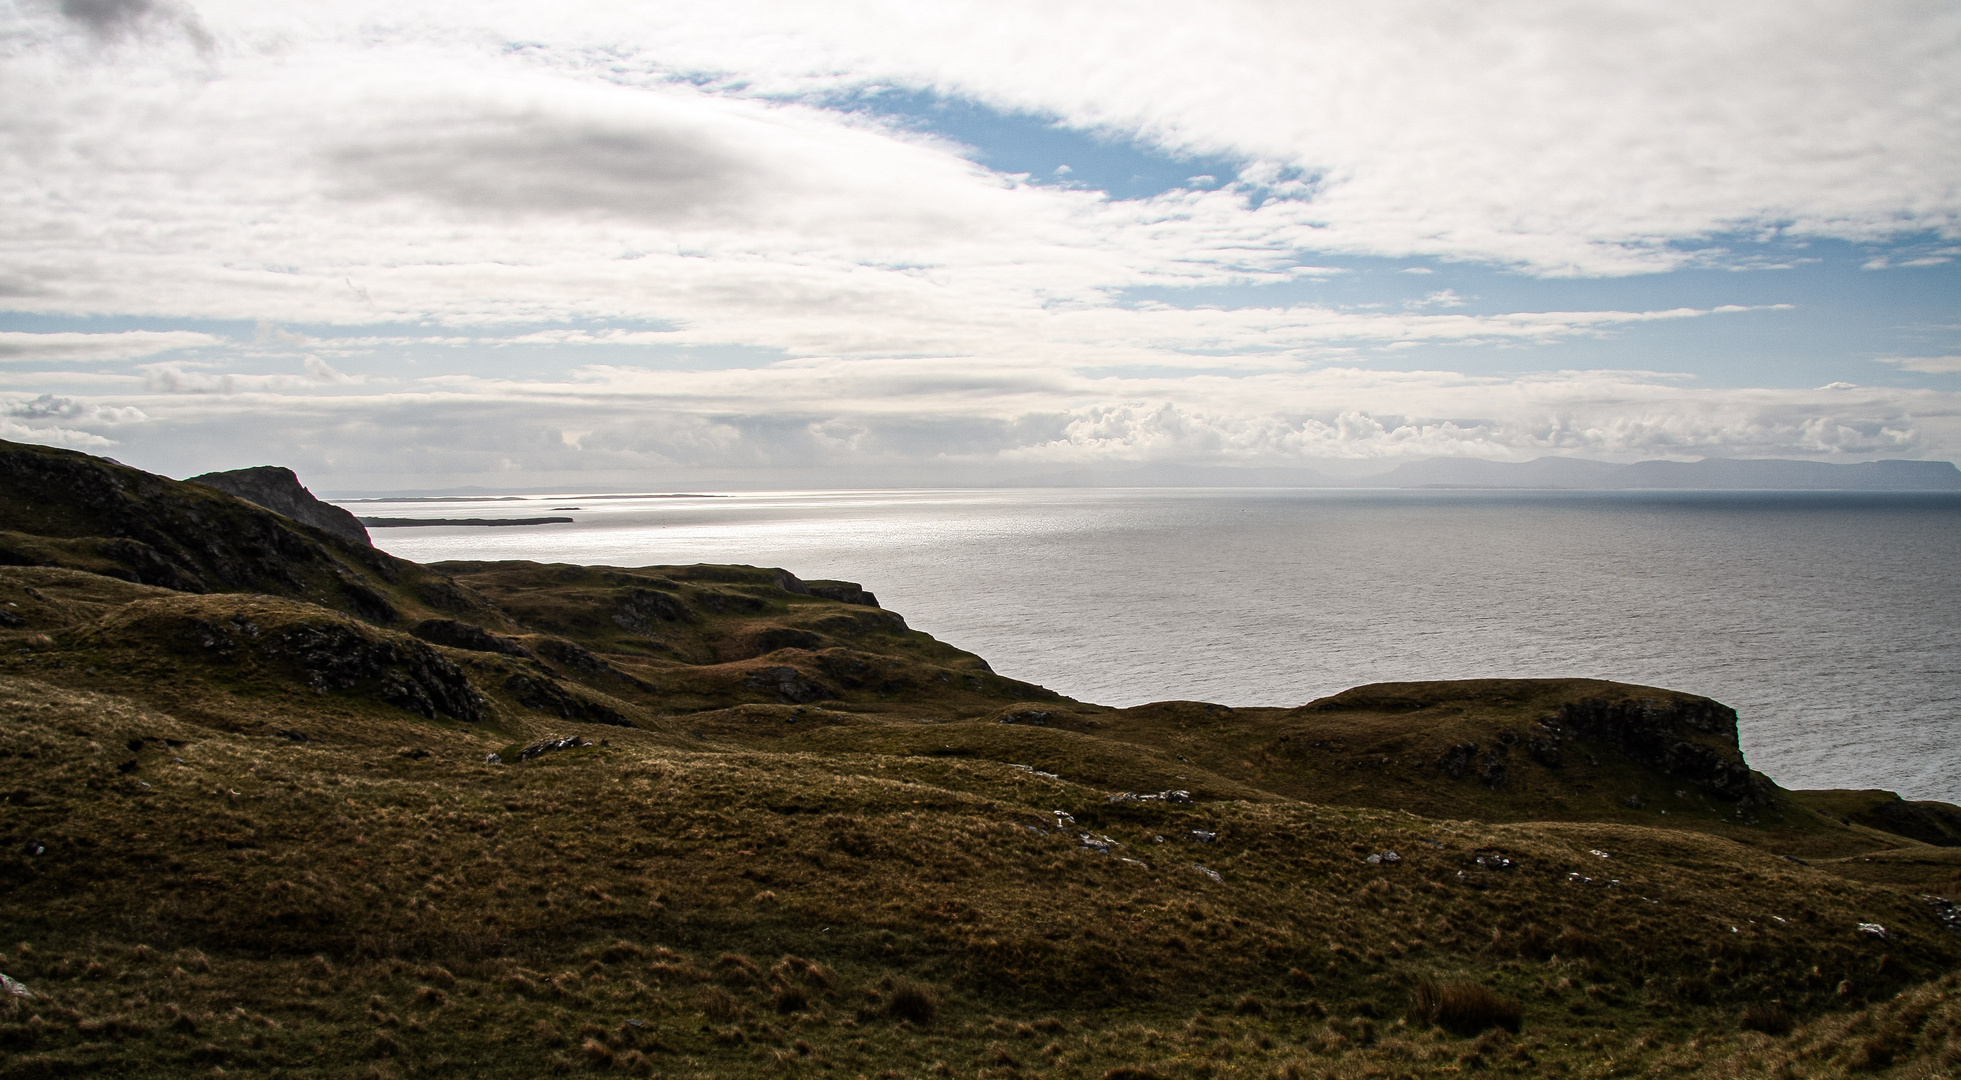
[1, 0, 1958, 491]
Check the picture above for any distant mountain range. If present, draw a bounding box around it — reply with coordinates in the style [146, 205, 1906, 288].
[996, 457, 1961, 491]
[1368, 456, 1961, 490]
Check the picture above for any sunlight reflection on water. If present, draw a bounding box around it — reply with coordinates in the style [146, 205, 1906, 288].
[359, 488, 1961, 802]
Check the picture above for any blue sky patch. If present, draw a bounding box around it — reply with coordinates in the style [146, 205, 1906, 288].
[829, 87, 1248, 200]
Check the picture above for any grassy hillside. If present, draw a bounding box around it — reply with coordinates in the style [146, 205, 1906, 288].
[0, 439, 1957, 1079]
[0, 441, 505, 629]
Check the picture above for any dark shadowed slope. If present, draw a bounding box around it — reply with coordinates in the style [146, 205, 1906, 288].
[188, 464, 374, 547]
[1, 440, 495, 626]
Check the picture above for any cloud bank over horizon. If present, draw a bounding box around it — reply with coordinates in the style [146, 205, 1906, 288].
[1, 0, 1957, 488]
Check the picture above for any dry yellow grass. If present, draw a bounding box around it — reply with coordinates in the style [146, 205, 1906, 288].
[3, 665, 1958, 1078]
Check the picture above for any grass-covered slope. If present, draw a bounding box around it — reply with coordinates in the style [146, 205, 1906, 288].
[1073, 681, 1895, 858]
[0, 441, 498, 628]
[2, 675, 1958, 1079]
[1789, 789, 1961, 848]
[1, 438, 1959, 1079]
[431, 560, 1058, 717]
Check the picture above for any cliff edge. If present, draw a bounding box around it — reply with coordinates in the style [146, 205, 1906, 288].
[188, 464, 372, 547]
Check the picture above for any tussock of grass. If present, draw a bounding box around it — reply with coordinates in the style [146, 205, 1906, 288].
[1411, 979, 1524, 1034]
[883, 978, 940, 1025]
[1740, 1001, 1794, 1035]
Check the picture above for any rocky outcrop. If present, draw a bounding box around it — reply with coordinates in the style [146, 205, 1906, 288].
[267, 621, 484, 722]
[809, 608, 908, 636]
[745, 664, 838, 704]
[0, 440, 498, 628]
[529, 635, 612, 674]
[1291, 680, 1790, 816]
[806, 580, 880, 607]
[188, 466, 371, 547]
[1437, 742, 1478, 779]
[501, 673, 629, 726]
[612, 588, 692, 632]
[410, 618, 534, 658]
[1555, 695, 1776, 806]
[69, 595, 485, 723]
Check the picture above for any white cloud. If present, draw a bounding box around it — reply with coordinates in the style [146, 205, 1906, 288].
[302, 355, 356, 383]
[138, 356, 372, 393]
[457, 0, 1958, 273]
[0, 417, 116, 447]
[2, 1, 1953, 338]
[1, 2, 1958, 481]
[45, 357, 1956, 488]
[1030, 303, 1783, 365]
[3, 392, 146, 424]
[1876, 355, 1961, 375]
[0, 330, 224, 363]
[0, 391, 147, 448]
[1404, 290, 1469, 310]
[140, 363, 239, 394]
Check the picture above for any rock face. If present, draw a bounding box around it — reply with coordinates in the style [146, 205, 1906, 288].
[188, 466, 371, 547]
[265, 620, 485, 722]
[612, 588, 692, 632]
[806, 580, 880, 607]
[1277, 679, 1795, 823]
[1555, 694, 1777, 806]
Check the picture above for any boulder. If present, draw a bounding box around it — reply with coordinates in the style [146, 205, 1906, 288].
[517, 735, 592, 762]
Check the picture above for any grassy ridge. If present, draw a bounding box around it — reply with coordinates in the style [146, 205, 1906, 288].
[3, 675, 1958, 1079]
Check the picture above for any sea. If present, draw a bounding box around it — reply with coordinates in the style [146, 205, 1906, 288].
[351, 488, 1961, 804]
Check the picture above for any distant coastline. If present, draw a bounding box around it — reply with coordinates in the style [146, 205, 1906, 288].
[358, 516, 574, 528]
[339, 492, 722, 502]
[986, 455, 1961, 491]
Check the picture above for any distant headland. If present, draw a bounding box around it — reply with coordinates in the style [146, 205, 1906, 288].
[990, 455, 1961, 491]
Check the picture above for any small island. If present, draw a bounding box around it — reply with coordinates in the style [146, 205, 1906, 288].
[358, 516, 575, 528]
